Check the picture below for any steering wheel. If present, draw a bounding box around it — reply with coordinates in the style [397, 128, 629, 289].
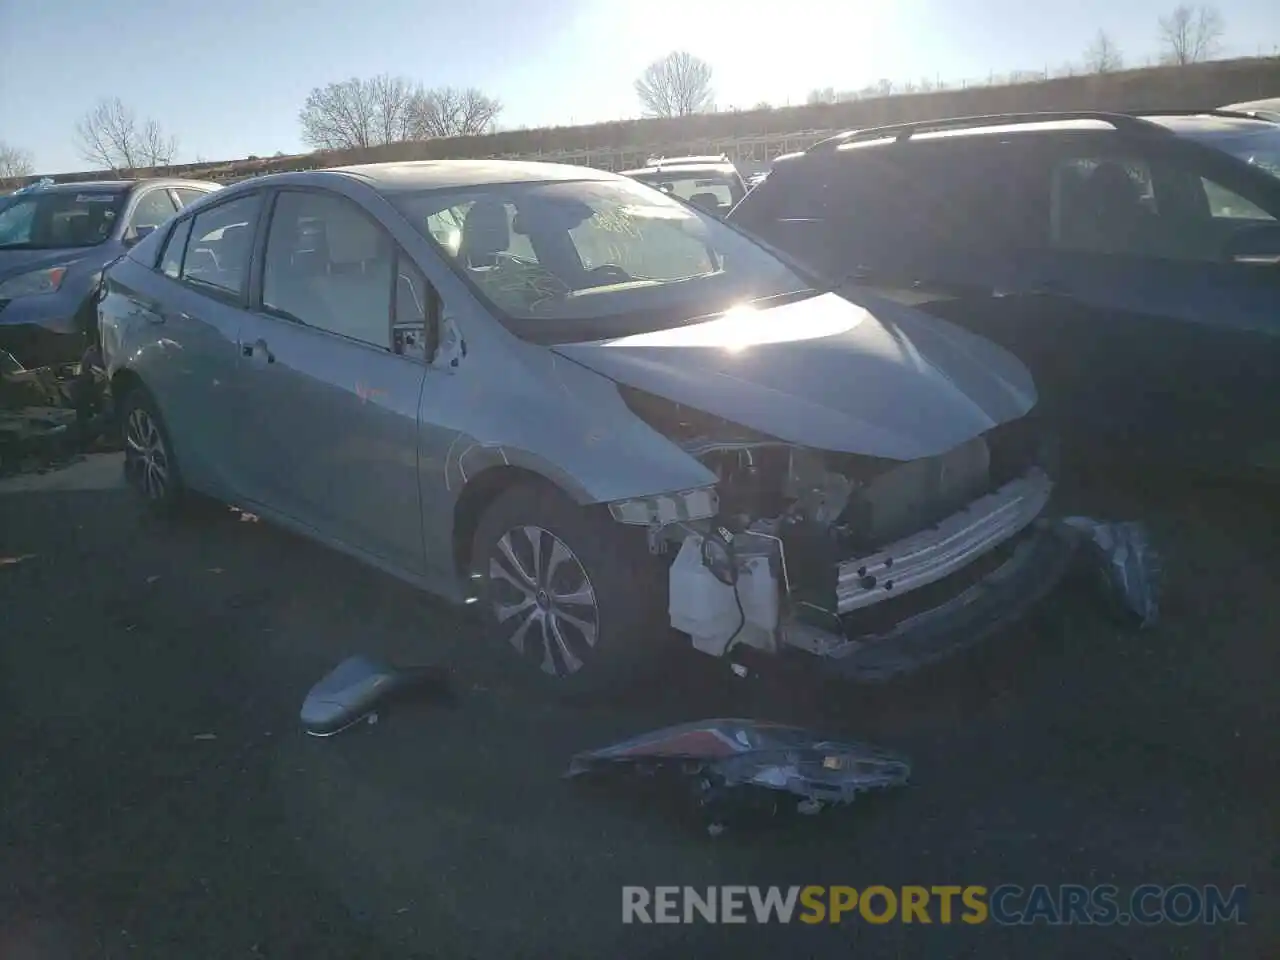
[587, 264, 633, 284]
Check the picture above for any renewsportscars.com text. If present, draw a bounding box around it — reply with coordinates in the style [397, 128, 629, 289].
[622, 884, 1248, 926]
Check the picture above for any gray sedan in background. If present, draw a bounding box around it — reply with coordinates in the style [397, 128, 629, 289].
[98, 160, 1071, 693]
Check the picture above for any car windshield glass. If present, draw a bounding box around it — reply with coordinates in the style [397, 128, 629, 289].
[393, 177, 814, 339]
[1198, 128, 1280, 180]
[0, 190, 125, 249]
[628, 170, 745, 210]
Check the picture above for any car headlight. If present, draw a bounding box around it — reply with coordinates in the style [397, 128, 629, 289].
[608, 486, 719, 525]
[0, 266, 68, 299]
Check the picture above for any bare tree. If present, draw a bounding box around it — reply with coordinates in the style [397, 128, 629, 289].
[1084, 30, 1125, 73]
[299, 77, 501, 149]
[299, 75, 414, 150]
[74, 98, 178, 172]
[1158, 4, 1225, 64]
[806, 87, 837, 106]
[411, 87, 503, 139]
[0, 141, 35, 179]
[634, 51, 714, 117]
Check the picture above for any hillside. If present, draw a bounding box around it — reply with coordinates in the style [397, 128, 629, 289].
[10, 55, 1279, 187]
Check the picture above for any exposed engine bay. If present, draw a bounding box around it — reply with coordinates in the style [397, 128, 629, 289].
[616, 387, 1060, 672]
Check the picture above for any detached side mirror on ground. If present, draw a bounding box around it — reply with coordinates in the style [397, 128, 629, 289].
[1223, 223, 1280, 265]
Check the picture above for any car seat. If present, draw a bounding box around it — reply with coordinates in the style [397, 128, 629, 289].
[308, 204, 391, 344]
[688, 192, 723, 213]
[459, 200, 511, 269]
[1078, 162, 1152, 254]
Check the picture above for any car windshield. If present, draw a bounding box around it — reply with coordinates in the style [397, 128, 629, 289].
[394, 176, 815, 341]
[0, 189, 125, 249]
[1198, 128, 1280, 180]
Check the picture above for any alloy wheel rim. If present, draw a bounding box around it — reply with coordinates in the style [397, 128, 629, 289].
[124, 407, 169, 501]
[487, 525, 598, 677]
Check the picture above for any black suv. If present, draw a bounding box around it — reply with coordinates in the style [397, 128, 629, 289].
[729, 110, 1280, 478]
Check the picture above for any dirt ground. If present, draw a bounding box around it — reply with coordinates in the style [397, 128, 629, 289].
[1, 454, 1276, 959]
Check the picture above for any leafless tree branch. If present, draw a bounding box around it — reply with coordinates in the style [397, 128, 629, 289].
[1085, 30, 1125, 73]
[1158, 4, 1225, 64]
[411, 87, 503, 139]
[0, 141, 35, 179]
[74, 98, 178, 173]
[299, 77, 501, 149]
[634, 51, 714, 118]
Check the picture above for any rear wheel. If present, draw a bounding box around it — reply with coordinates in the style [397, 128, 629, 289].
[470, 483, 667, 696]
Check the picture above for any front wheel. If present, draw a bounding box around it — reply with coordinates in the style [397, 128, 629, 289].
[119, 387, 186, 513]
[470, 483, 667, 696]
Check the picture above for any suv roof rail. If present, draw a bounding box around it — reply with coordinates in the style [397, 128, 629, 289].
[1137, 108, 1275, 121]
[805, 111, 1174, 152]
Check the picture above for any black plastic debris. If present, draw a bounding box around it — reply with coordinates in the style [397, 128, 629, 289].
[0, 348, 112, 477]
[1062, 517, 1162, 629]
[566, 719, 910, 835]
[300, 654, 452, 736]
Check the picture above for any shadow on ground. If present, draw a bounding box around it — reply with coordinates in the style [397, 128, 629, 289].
[1, 455, 1276, 958]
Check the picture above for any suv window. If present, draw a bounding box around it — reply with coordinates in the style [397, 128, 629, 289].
[129, 189, 177, 238]
[262, 190, 394, 349]
[1201, 178, 1274, 220]
[180, 193, 261, 297]
[1047, 146, 1277, 260]
[1050, 154, 1160, 256]
[173, 187, 211, 209]
[732, 142, 1045, 280]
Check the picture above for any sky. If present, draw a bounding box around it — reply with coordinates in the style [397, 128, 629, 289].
[2, 0, 1277, 174]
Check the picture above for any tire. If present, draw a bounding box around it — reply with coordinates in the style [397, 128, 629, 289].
[470, 482, 668, 697]
[118, 386, 188, 514]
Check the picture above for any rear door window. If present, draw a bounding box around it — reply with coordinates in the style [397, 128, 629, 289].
[180, 193, 262, 299]
[160, 218, 192, 278]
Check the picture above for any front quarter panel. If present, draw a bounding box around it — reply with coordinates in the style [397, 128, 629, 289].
[412, 302, 718, 570]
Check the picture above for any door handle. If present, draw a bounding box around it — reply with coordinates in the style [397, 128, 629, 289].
[242, 338, 275, 364]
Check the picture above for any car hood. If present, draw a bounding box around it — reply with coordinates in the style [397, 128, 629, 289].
[0, 248, 94, 281]
[551, 291, 1037, 461]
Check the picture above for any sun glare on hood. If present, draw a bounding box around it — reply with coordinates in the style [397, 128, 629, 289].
[598, 296, 868, 351]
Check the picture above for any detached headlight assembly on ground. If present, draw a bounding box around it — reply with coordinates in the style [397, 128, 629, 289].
[0, 266, 68, 299]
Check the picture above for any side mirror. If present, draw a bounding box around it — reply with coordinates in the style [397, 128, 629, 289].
[1223, 223, 1280, 265]
[124, 224, 157, 248]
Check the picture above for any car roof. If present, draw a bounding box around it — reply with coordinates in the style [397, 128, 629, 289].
[1221, 97, 1280, 117]
[779, 110, 1279, 166]
[1140, 113, 1277, 135]
[325, 159, 619, 194]
[25, 178, 217, 194]
[620, 162, 739, 177]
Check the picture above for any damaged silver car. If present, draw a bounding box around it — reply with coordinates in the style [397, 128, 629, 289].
[98, 160, 1075, 692]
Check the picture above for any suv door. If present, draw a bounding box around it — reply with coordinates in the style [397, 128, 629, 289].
[235, 186, 432, 574]
[1004, 135, 1280, 473]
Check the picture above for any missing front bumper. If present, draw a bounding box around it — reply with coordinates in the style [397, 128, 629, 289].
[833, 467, 1054, 615]
[790, 519, 1077, 681]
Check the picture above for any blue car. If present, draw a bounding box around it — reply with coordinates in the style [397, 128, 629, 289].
[0, 178, 219, 368]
